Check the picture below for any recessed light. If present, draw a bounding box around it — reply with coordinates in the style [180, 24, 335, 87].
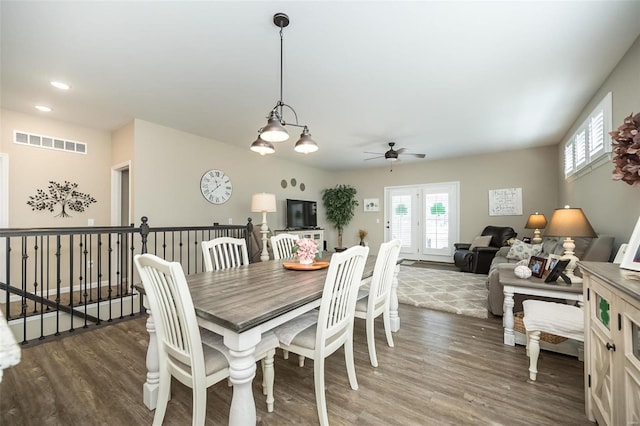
[35, 105, 52, 112]
[50, 81, 70, 90]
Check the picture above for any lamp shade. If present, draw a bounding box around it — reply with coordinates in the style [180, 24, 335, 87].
[544, 206, 597, 238]
[251, 193, 277, 213]
[525, 213, 547, 229]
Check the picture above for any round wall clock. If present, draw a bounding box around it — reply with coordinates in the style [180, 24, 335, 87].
[200, 169, 233, 204]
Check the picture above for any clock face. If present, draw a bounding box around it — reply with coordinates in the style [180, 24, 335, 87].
[200, 169, 233, 204]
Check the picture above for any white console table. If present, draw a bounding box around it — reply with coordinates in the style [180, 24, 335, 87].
[274, 229, 324, 253]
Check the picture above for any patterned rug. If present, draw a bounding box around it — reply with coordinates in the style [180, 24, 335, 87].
[396, 265, 489, 319]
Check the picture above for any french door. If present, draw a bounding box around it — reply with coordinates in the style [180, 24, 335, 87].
[384, 182, 459, 262]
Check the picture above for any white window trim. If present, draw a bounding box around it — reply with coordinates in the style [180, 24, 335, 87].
[564, 92, 612, 179]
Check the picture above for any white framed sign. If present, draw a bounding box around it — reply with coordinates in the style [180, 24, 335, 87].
[488, 187, 522, 216]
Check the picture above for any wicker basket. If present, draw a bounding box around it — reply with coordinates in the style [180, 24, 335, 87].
[514, 311, 568, 344]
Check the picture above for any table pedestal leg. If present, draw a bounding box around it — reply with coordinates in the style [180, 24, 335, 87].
[389, 263, 400, 332]
[503, 289, 515, 346]
[228, 347, 258, 426]
[143, 306, 160, 410]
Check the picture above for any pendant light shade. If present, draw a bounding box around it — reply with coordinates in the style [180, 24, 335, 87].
[259, 112, 289, 142]
[250, 13, 317, 155]
[250, 136, 275, 155]
[294, 127, 318, 154]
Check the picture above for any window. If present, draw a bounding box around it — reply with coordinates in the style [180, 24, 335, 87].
[564, 92, 612, 178]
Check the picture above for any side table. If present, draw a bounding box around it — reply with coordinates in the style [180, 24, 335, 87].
[498, 263, 583, 346]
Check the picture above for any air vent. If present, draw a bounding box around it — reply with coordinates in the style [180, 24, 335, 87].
[14, 130, 87, 155]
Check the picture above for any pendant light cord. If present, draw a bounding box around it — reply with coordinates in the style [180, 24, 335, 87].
[279, 25, 284, 119]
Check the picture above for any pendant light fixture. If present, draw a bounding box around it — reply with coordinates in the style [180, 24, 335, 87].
[250, 13, 318, 155]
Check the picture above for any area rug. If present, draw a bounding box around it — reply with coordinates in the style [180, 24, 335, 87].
[396, 265, 489, 319]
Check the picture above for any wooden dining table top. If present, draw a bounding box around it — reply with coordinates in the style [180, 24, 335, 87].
[186, 254, 378, 333]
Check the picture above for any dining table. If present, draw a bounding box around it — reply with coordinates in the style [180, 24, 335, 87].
[138, 253, 402, 426]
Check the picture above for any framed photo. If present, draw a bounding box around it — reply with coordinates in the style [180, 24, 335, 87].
[528, 255, 547, 278]
[364, 198, 379, 212]
[546, 254, 562, 271]
[545, 259, 571, 283]
[621, 216, 640, 271]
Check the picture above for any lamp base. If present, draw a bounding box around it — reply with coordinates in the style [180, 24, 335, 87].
[531, 229, 542, 245]
[560, 237, 582, 284]
[260, 212, 269, 262]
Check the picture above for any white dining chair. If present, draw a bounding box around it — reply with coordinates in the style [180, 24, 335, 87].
[274, 245, 370, 426]
[134, 253, 278, 425]
[202, 237, 249, 271]
[354, 239, 401, 367]
[270, 233, 300, 260]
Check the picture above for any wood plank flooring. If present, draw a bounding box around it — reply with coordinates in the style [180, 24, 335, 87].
[0, 305, 593, 425]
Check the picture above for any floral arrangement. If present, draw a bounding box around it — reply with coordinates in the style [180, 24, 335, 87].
[291, 238, 319, 263]
[611, 112, 640, 187]
[358, 229, 368, 240]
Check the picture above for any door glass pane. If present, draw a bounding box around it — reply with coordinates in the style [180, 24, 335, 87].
[424, 193, 449, 249]
[391, 194, 412, 248]
[596, 293, 611, 330]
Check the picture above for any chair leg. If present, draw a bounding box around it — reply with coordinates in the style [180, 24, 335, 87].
[298, 354, 306, 367]
[192, 383, 208, 426]
[153, 368, 171, 426]
[344, 330, 359, 390]
[366, 315, 378, 367]
[314, 357, 329, 426]
[283, 349, 289, 360]
[528, 331, 541, 381]
[262, 349, 275, 413]
[383, 309, 394, 348]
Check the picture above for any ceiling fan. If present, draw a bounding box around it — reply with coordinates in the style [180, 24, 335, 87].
[364, 142, 426, 162]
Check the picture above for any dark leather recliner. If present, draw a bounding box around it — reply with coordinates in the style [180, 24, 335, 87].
[453, 226, 517, 274]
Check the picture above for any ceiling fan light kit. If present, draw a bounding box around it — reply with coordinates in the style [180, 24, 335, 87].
[250, 13, 318, 156]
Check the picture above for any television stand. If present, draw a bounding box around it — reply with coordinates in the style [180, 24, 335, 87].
[274, 229, 324, 253]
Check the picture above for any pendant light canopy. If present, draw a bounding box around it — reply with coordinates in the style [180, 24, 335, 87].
[251, 13, 318, 155]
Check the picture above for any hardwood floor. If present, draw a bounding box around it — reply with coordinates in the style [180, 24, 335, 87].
[0, 305, 592, 425]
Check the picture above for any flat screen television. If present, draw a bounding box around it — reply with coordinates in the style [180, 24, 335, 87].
[286, 199, 318, 229]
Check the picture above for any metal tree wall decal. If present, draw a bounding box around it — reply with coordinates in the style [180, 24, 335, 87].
[27, 180, 97, 218]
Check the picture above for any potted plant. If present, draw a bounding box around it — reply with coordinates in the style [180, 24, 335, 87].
[358, 229, 367, 246]
[321, 184, 358, 251]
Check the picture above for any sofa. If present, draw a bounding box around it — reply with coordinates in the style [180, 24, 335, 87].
[486, 235, 614, 316]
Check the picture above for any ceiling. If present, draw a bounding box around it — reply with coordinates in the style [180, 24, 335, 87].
[2, 1, 639, 171]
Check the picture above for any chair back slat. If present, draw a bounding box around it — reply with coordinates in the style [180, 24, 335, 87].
[202, 237, 249, 271]
[370, 240, 402, 309]
[271, 233, 300, 260]
[317, 246, 369, 346]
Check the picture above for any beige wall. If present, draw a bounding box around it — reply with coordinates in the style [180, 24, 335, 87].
[0, 109, 112, 227]
[132, 119, 332, 229]
[329, 145, 559, 252]
[558, 35, 640, 254]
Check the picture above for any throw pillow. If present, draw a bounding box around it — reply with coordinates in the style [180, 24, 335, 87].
[506, 239, 542, 261]
[469, 235, 492, 250]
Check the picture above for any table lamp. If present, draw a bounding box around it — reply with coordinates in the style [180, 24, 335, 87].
[524, 212, 547, 244]
[251, 193, 277, 262]
[543, 205, 597, 284]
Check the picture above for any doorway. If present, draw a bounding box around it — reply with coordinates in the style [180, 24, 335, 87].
[111, 162, 131, 226]
[384, 181, 459, 262]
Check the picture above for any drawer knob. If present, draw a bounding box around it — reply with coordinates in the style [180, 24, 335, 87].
[606, 342, 616, 351]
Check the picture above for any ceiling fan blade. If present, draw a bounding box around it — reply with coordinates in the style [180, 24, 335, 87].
[363, 151, 384, 155]
[395, 147, 406, 154]
[403, 153, 426, 158]
[364, 155, 384, 161]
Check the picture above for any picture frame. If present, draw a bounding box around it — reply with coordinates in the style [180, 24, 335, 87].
[546, 254, 562, 271]
[528, 255, 547, 278]
[363, 198, 379, 212]
[545, 259, 571, 283]
[621, 216, 640, 272]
